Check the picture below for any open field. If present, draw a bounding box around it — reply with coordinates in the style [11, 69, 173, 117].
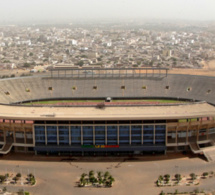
[0, 154, 215, 195]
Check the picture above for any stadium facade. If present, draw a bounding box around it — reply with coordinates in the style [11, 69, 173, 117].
[0, 68, 215, 158]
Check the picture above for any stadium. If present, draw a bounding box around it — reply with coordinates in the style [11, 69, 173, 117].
[0, 67, 215, 160]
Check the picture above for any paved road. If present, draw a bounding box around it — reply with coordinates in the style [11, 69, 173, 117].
[0, 154, 215, 195]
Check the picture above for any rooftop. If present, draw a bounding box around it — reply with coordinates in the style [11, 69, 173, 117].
[0, 102, 214, 121]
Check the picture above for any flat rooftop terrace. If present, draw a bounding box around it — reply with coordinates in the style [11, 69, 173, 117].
[0, 102, 214, 121]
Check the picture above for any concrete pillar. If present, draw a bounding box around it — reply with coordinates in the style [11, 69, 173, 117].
[81, 126, 83, 145]
[45, 125, 47, 145]
[69, 126, 71, 146]
[176, 124, 179, 144]
[206, 124, 210, 140]
[105, 125, 107, 145]
[13, 130, 16, 144]
[24, 130, 26, 144]
[129, 125, 131, 145]
[141, 125, 144, 145]
[32, 125, 35, 146]
[3, 128, 6, 143]
[186, 125, 189, 144]
[165, 124, 168, 145]
[186, 122, 190, 143]
[117, 125, 119, 145]
[197, 124, 200, 142]
[57, 126, 59, 146]
[93, 126, 95, 145]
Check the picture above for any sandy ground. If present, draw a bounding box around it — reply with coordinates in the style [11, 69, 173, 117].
[167, 60, 215, 77]
[0, 153, 215, 195]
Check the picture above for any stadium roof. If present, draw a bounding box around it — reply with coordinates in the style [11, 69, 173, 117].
[0, 102, 214, 121]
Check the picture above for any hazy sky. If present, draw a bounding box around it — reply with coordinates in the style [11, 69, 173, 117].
[0, 0, 215, 23]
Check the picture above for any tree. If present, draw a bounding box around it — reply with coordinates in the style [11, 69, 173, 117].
[23, 63, 30, 68]
[13, 176, 18, 183]
[174, 189, 179, 194]
[107, 175, 115, 187]
[164, 174, 170, 183]
[158, 175, 164, 181]
[149, 60, 154, 66]
[79, 173, 87, 187]
[97, 57, 102, 62]
[174, 174, 181, 183]
[3, 187, 7, 192]
[18, 189, 25, 195]
[104, 171, 110, 179]
[77, 61, 84, 66]
[97, 171, 103, 185]
[88, 170, 98, 185]
[203, 172, 208, 177]
[16, 173, 22, 178]
[159, 191, 165, 195]
[89, 170, 94, 178]
[190, 173, 196, 181]
[0, 175, 6, 183]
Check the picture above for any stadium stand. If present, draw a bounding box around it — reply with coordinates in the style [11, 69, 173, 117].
[0, 70, 214, 158]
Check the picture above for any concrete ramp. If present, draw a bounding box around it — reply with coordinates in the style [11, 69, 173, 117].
[189, 142, 201, 154]
[189, 142, 215, 162]
[0, 142, 13, 154]
[202, 146, 215, 162]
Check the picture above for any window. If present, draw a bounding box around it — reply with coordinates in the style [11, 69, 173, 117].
[165, 86, 169, 89]
[93, 86, 97, 90]
[121, 86, 125, 89]
[48, 87, 53, 91]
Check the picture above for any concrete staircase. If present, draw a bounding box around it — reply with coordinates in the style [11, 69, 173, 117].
[0, 137, 13, 154]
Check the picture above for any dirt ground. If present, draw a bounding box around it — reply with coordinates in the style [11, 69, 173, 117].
[168, 60, 215, 76]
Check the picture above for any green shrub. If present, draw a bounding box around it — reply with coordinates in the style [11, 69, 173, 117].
[16, 173, 22, 178]
[203, 172, 208, 177]
[0, 175, 6, 183]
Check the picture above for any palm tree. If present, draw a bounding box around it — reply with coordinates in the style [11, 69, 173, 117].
[81, 173, 87, 177]
[97, 171, 103, 185]
[158, 175, 163, 181]
[79, 173, 87, 187]
[104, 171, 110, 179]
[174, 174, 181, 183]
[202, 172, 208, 178]
[89, 170, 96, 184]
[157, 175, 164, 186]
[79, 177, 86, 187]
[164, 174, 170, 184]
[107, 175, 115, 187]
[89, 170, 94, 178]
[190, 173, 196, 182]
[103, 171, 110, 184]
